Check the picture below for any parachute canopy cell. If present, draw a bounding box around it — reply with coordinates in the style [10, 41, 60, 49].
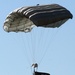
[3, 4, 73, 33]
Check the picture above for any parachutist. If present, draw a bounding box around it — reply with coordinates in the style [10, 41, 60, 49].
[32, 63, 38, 72]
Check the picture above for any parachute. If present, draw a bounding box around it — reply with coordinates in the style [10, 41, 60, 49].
[3, 4, 73, 74]
[3, 4, 73, 33]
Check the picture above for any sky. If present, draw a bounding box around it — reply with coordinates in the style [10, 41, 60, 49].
[0, 0, 75, 75]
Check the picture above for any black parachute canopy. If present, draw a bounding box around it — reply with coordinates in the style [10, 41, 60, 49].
[25, 4, 73, 27]
[3, 4, 73, 32]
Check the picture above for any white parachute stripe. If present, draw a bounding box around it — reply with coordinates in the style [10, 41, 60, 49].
[24, 4, 64, 15]
[29, 9, 65, 19]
